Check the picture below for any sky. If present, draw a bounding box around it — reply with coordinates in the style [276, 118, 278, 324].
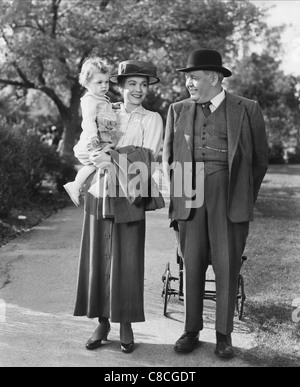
[251, 0, 300, 76]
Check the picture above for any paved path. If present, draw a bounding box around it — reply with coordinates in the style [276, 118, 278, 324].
[0, 192, 257, 367]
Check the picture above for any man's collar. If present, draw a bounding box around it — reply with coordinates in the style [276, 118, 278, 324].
[210, 88, 226, 109]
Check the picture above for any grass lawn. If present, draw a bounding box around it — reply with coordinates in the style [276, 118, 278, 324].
[240, 164, 300, 367]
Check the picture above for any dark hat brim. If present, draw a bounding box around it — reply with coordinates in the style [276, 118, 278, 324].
[110, 73, 160, 85]
[177, 65, 232, 78]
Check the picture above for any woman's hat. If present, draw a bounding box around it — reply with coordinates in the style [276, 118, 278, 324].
[177, 49, 232, 77]
[110, 60, 160, 85]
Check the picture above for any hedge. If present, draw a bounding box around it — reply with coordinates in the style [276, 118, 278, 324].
[0, 124, 76, 217]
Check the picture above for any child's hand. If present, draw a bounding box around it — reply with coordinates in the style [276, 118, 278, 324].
[89, 144, 115, 166]
[112, 102, 122, 111]
[98, 95, 111, 103]
[102, 144, 116, 153]
[99, 117, 117, 131]
[89, 136, 101, 149]
[107, 120, 117, 130]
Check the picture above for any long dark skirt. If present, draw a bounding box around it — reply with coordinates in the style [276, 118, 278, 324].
[74, 182, 146, 323]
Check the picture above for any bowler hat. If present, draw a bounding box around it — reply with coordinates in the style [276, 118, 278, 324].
[110, 60, 160, 85]
[177, 49, 232, 77]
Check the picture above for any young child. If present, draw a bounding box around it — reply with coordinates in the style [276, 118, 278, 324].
[64, 57, 120, 206]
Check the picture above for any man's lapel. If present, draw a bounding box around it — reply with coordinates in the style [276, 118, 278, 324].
[226, 92, 245, 166]
[177, 100, 196, 154]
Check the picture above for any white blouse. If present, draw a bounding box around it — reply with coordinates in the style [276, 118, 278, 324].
[116, 104, 164, 160]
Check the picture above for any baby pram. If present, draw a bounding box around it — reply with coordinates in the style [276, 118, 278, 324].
[162, 221, 247, 320]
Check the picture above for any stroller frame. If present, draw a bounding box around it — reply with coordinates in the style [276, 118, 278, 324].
[162, 251, 247, 320]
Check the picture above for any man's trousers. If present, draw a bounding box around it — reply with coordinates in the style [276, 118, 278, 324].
[178, 169, 249, 335]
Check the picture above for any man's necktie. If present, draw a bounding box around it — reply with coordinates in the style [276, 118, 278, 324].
[201, 101, 212, 118]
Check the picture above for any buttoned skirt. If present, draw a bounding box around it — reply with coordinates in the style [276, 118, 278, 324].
[74, 175, 146, 323]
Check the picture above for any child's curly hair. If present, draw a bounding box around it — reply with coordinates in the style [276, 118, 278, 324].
[79, 57, 113, 88]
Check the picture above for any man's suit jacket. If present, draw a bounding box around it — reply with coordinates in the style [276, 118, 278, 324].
[163, 92, 269, 223]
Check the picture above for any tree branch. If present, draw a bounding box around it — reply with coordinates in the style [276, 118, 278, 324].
[10, 23, 44, 33]
[34, 16, 46, 34]
[0, 78, 69, 117]
[36, 59, 46, 86]
[51, 0, 61, 37]
[12, 62, 35, 88]
[0, 78, 33, 88]
[38, 85, 69, 117]
[0, 33, 35, 88]
[100, 0, 110, 9]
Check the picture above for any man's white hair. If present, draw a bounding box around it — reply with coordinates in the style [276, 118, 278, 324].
[204, 71, 224, 84]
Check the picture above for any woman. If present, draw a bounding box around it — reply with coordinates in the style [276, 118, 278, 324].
[73, 60, 164, 353]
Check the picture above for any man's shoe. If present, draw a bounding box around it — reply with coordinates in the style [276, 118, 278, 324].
[174, 332, 199, 353]
[215, 332, 235, 359]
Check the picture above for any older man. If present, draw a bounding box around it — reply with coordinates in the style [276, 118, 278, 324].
[163, 49, 268, 359]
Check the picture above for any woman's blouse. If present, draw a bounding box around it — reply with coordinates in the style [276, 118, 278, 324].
[116, 104, 164, 160]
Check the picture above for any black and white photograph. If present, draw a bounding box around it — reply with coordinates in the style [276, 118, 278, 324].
[0, 0, 299, 370]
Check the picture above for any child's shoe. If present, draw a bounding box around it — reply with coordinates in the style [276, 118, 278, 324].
[88, 182, 100, 199]
[63, 182, 81, 207]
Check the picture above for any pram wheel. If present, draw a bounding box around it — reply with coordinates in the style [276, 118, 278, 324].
[162, 252, 248, 320]
[163, 263, 171, 317]
[162, 262, 180, 317]
[236, 274, 246, 320]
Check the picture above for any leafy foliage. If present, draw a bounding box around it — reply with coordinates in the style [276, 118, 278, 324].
[0, 0, 270, 155]
[228, 52, 300, 152]
[0, 122, 76, 217]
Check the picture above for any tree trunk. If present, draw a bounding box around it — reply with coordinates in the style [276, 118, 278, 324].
[61, 105, 81, 160]
[59, 83, 82, 160]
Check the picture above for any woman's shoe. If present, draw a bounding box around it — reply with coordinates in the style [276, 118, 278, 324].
[120, 323, 134, 353]
[121, 341, 135, 354]
[85, 322, 111, 351]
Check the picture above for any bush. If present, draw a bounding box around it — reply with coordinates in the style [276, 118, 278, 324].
[0, 124, 76, 217]
[268, 142, 286, 164]
[287, 147, 300, 164]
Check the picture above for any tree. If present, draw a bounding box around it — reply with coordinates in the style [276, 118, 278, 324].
[228, 52, 300, 150]
[0, 0, 269, 157]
